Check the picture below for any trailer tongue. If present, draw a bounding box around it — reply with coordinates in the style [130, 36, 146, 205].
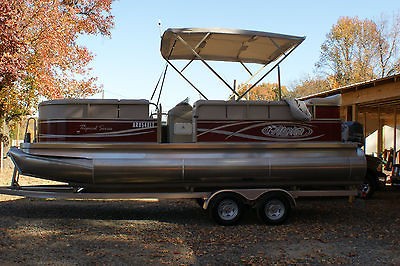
[3, 28, 366, 225]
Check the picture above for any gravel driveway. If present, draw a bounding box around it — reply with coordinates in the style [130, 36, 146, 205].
[0, 178, 399, 265]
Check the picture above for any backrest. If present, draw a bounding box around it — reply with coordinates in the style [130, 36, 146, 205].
[192, 100, 294, 121]
[39, 99, 150, 120]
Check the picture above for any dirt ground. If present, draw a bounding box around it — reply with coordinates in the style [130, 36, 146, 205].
[0, 165, 400, 265]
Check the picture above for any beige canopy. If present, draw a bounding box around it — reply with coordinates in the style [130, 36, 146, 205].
[161, 28, 305, 64]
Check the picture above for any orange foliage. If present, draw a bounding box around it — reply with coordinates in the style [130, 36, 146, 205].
[289, 76, 332, 98]
[237, 83, 288, 101]
[292, 14, 400, 99]
[316, 15, 400, 87]
[0, 0, 114, 121]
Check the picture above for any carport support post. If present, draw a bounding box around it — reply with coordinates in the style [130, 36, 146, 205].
[394, 108, 397, 165]
[352, 104, 358, 121]
[348, 194, 354, 203]
[0, 141, 3, 172]
[363, 112, 367, 146]
[378, 106, 383, 156]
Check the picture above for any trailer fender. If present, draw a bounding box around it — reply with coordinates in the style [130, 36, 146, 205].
[203, 189, 296, 210]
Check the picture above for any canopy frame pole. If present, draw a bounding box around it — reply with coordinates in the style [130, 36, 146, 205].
[235, 63, 268, 97]
[236, 41, 302, 101]
[156, 63, 169, 107]
[180, 33, 212, 73]
[150, 63, 168, 101]
[277, 65, 282, 101]
[181, 59, 194, 73]
[164, 59, 209, 100]
[175, 34, 240, 97]
[151, 38, 178, 102]
[240, 62, 253, 76]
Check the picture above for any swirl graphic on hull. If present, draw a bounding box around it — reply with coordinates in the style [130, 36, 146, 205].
[261, 123, 313, 139]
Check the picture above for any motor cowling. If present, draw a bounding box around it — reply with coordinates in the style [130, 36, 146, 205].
[342, 121, 365, 146]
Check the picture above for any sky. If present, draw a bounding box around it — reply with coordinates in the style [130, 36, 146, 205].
[79, 0, 400, 110]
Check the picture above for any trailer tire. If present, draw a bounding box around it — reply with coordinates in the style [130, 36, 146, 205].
[208, 193, 244, 226]
[256, 193, 291, 225]
[358, 172, 376, 199]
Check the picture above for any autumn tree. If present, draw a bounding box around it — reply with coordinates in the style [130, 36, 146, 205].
[0, 0, 114, 124]
[316, 16, 378, 87]
[288, 76, 332, 98]
[291, 14, 400, 98]
[0, 2, 27, 92]
[236, 83, 288, 101]
[316, 15, 400, 87]
[375, 13, 400, 77]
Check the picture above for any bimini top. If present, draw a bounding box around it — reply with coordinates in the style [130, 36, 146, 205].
[161, 28, 305, 64]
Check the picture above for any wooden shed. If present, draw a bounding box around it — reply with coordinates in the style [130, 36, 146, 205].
[301, 74, 400, 163]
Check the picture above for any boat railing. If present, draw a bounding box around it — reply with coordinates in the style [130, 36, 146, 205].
[24, 117, 37, 143]
[157, 104, 163, 143]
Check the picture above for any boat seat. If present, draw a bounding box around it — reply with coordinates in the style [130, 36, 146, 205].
[37, 99, 158, 143]
[304, 95, 341, 119]
[39, 99, 151, 120]
[285, 99, 312, 121]
[118, 99, 151, 119]
[304, 95, 341, 106]
[193, 100, 295, 121]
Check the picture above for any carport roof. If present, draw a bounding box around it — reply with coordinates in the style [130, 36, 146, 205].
[300, 74, 400, 101]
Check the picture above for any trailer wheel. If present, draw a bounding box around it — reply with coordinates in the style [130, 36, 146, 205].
[358, 172, 376, 199]
[208, 194, 244, 226]
[257, 194, 291, 225]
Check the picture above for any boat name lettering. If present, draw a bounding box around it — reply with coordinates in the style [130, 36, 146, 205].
[261, 124, 313, 138]
[133, 121, 155, 128]
[79, 124, 113, 132]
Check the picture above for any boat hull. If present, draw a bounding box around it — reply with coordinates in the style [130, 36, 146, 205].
[8, 142, 366, 192]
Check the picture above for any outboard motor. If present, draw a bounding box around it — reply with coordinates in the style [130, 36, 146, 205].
[342, 121, 365, 146]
